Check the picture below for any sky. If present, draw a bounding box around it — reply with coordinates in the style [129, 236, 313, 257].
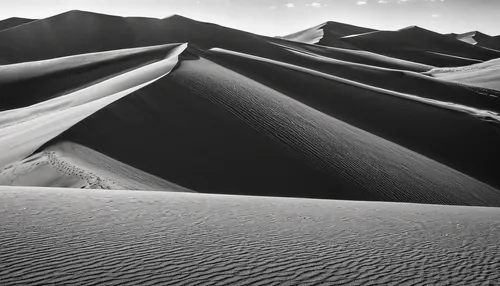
[1, 0, 499, 36]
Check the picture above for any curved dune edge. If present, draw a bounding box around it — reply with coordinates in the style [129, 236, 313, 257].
[209, 48, 500, 122]
[0, 43, 187, 169]
[1, 186, 499, 285]
[0, 142, 191, 191]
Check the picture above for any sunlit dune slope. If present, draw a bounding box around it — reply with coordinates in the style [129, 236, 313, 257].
[0, 43, 187, 169]
[1, 187, 499, 285]
[0, 142, 191, 191]
[427, 58, 500, 92]
[0, 10, 278, 64]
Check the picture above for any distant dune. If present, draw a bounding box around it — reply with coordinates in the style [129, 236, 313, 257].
[426, 58, 500, 91]
[282, 21, 376, 48]
[1, 187, 499, 285]
[339, 26, 500, 67]
[0, 17, 35, 31]
[449, 31, 500, 52]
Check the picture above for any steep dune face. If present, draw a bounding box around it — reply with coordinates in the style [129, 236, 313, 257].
[0, 17, 34, 31]
[1, 187, 499, 285]
[341, 27, 500, 67]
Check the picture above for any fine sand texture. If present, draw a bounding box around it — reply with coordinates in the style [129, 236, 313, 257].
[0, 142, 191, 191]
[1, 187, 499, 285]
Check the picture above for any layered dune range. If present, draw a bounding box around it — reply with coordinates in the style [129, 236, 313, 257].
[1, 10, 500, 285]
[0, 10, 500, 206]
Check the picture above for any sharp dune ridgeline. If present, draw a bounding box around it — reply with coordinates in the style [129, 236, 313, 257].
[1, 10, 500, 285]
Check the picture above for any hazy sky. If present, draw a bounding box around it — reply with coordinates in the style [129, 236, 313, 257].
[1, 0, 499, 36]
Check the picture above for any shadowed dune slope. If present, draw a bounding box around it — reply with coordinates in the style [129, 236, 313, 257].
[282, 21, 375, 47]
[53, 55, 500, 206]
[1, 187, 499, 285]
[341, 26, 500, 67]
[0, 17, 35, 31]
[427, 58, 500, 92]
[0, 44, 187, 110]
[0, 142, 191, 191]
[202, 48, 500, 190]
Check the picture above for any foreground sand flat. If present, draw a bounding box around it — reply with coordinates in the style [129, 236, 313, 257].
[0, 187, 499, 285]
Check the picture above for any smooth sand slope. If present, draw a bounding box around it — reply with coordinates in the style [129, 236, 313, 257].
[0, 142, 190, 191]
[427, 58, 500, 92]
[1, 187, 499, 285]
[53, 54, 500, 206]
[0, 43, 186, 169]
[340, 26, 500, 67]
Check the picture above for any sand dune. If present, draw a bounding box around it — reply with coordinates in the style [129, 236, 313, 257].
[282, 21, 375, 48]
[0, 10, 280, 65]
[340, 26, 500, 66]
[1, 187, 499, 285]
[0, 17, 34, 31]
[449, 31, 500, 52]
[427, 58, 500, 92]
